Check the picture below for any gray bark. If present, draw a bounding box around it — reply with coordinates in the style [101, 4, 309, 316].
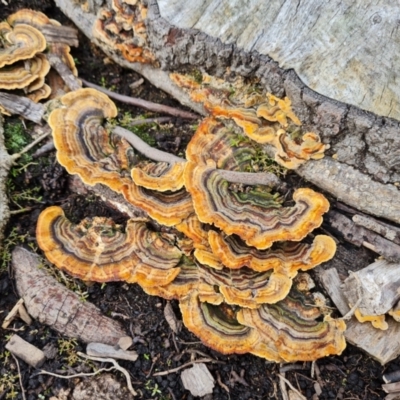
[0, 116, 12, 250]
[13, 247, 128, 345]
[52, 0, 400, 228]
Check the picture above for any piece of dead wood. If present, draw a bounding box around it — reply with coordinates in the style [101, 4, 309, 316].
[385, 394, 400, 400]
[12, 246, 127, 345]
[383, 382, 400, 394]
[86, 342, 138, 362]
[152, 358, 217, 376]
[6, 334, 46, 368]
[181, 363, 215, 397]
[353, 214, 400, 246]
[343, 259, 400, 316]
[326, 210, 400, 262]
[2, 298, 32, 329]
[216, 371, 230, 394]
[0, 92, 44, 124]
[46, 53, 82, 92]
[81, 78, 199, 120]
[319, 268, 400, 364]
[164, 301, 181, 334]
[41, 25, 79, 47]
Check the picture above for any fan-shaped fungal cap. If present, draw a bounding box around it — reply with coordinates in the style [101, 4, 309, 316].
[238, 291, 347, 362]
[48, 88, 135, 193]
[184, 162, 330, 249]
[36, 206, 182, 284]
[122, 184, 194, 226]
[0, 53, 50, 91]
[208, 231, 336, 273]
[27, 83, 51, 102]
[0, 23, 46, 68]
[179, 292, 276, 359]
[131, 161, 186, 191]
[196, 262, 292, 307]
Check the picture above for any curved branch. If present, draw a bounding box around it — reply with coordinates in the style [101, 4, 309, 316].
[81, 78, 200, 120]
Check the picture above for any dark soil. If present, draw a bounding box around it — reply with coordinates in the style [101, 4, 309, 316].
[0, 2, 398, 400]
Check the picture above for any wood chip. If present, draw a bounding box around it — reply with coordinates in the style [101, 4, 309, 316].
[320, 268, 400, 364]
[86, 342, 138, 362]
[164, 301, 181, 334]
[181, 363, 215, 397]
[343, 259, 400, 316]
[383, 381, 400, 393]
[2, 298, 32, 329]
[118, 336, 133, 351]
[6, 334, 46, 368]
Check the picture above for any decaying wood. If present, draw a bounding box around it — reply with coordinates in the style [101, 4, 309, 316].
[353, 214, 400, 246]
[383, 382, 400, 394]
[68, 175, 148, 219]
[0, 92, 44, 124]
[53, 0, 400, 225]
[343, 260, 400, 316]
[181, 363, 215, 397]
[2, 298, 32, 329]
[41, 24, 79, 47]
[12, 246, 128, 346]
[86, 342, 138, 362]
[6, 334, 46, 368]
[82, 79, 200, 120]
[46, 53, 82, 92]
[319, 268, 400, 365]
[325, 210, 400, 260]
[0, 116, 12, 249]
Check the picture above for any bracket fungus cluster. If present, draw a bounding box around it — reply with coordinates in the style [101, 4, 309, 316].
[0, 9, 78, 111]
[171, 73, 327, 169]
[93, 0, 155, 64]
[36, 86, 345, 362]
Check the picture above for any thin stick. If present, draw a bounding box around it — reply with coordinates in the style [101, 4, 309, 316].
[113, 126, 184, 164]
[10, 132, 51, 162]
[77, 352, 137, 396]
[152, 358, 215, 376]
[11, 353, 26, 400]
[46, 53, 81, 92]
[35, 366, 114, 379]
[113, 126, 282, 187]
[81, 78, 199, 120]
[278, 374, 307, 400]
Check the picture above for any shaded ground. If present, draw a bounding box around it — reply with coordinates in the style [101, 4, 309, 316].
[0, 2, 398, 399]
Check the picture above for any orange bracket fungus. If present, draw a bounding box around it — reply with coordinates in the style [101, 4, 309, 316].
[171, 72, 328, 169]
[36, 206, 182, 285]
[0, 22, 46, 68]
[184, 162, 329, 249]
[38, 84, 345, 362]
[93, 0, 155, 64]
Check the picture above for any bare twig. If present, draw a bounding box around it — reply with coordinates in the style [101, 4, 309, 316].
[341, 271, 362, 320]
[216, 371, 230, 394]
[35, 366, 115, 379]
[76, 352, 137, 396]
[46, 53, 81, 91]
[278, 374, 307, 400]
[81, 78, 199, 120]
[152, 358, 216, 376]
[10, 132, 51, 162]
[11, 353, 26, 400]
[279, 372, 290, 400]
[112, 126, 282, 187]
[32, 141, 55, 158]
[129, 78, 144, 90]
[112, 126, 184, 164]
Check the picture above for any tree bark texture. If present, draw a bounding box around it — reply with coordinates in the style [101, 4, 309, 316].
[13, 246, 128, 345]
[52, 0, 400, 225]
[0, 116, 12, 250]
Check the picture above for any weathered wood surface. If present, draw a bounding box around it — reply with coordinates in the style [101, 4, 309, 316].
[343, 260, 400, 316]
[0, 116, 12, 250]
[12, 246, 128, 345]
[324, 210, 400, 258]
[157, 0, 400, 121]
[0, 92, 45, 124]
[319, 268, 400, 365]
